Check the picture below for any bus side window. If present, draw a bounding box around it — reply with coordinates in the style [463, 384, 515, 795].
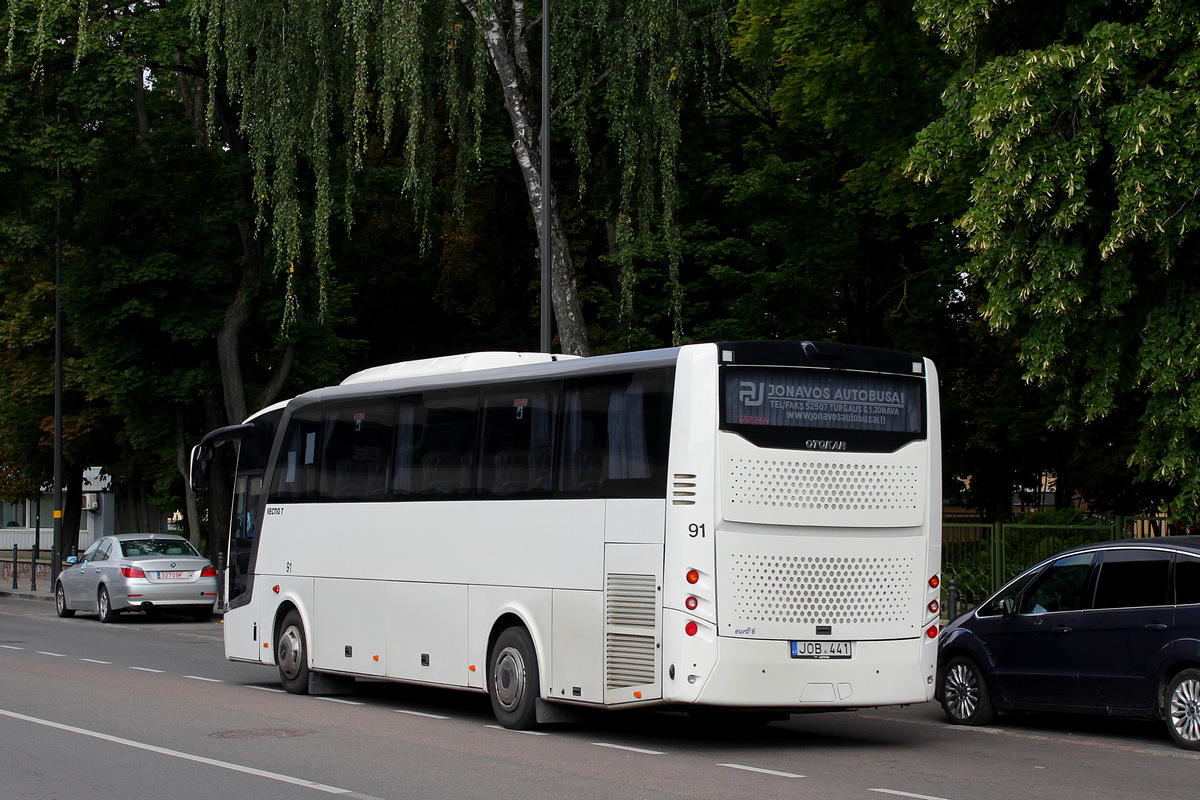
[412, 390, 478, 497]
[477, 383, 558, 498]
[268, 410, 322, 502]
[557, 369, 672, 499]
[318, 400, 396, 502]
[392, 399, 425, 497]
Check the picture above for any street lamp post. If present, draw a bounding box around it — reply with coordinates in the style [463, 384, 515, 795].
[539, 0, 552, 354]
[52, 156, 63, 586]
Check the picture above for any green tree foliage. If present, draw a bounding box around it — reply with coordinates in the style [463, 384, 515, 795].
[909, 0, 1200, 520]
[197, 0, 729, 354]
[0, 0, 349, 548]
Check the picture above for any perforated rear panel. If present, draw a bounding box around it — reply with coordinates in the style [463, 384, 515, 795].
[721, 434, 926, 527]
[716, 532, 926, 640]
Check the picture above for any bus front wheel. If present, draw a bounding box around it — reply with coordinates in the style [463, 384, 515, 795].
[488, 626, 540, 730]
[277, 610, 310, 694]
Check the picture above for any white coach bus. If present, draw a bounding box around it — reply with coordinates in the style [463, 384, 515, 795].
[192, 341, 942, 728]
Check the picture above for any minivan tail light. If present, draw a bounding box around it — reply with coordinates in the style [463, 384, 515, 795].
[121, 566, 146, 578]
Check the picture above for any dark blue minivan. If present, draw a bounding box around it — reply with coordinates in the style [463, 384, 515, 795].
[937, 537, 1200, 750]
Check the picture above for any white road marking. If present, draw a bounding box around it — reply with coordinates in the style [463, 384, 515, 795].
[592, 742, 665, 755]
[0, 645, 24, 650]
[0, 708, 386, 799]
[130, 667, 164, 673]
[717, 763, 804, 778]
[870, 789, 953, 800]
[394, 709, 451, 719]
[247, 686, 287, 694]
[36, 651, 66, 657]
[485, 724, 550, 736]
[79, 658, 112, 664]
[185, 675, 223, 683]
[317, 697, 364, 706]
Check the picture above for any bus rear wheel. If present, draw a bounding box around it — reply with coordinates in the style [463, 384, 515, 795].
[488, 626, 539, 730]
[277, 610, 310, 694]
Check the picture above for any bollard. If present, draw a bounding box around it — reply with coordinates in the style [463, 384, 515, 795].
[30, 537, 38, 592]
[947, 578, 958, 622]
[10, 544, 16, 590]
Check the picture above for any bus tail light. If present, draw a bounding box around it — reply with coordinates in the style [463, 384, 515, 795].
[928, 599, 939, 614]
[685, 621, 698, 636]
[685, 596, 698, 610]
[928, 575, 940, 589]
[926, 625, 939, 638]
[121, 567, 146, 578]
[686, 569, 699, 585]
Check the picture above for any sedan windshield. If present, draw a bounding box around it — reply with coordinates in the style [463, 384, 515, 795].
[120, 539, 200, 558]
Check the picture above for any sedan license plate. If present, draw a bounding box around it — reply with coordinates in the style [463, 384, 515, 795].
[157, 571, 188, 580]
[791, 640, 851, 659]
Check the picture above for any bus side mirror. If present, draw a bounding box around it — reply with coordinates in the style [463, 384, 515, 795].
[190, 444, 213, 495]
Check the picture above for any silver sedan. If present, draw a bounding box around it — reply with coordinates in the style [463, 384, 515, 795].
[55, 534, 218, 622]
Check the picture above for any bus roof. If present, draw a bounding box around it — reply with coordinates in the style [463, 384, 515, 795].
[340, 352, 580, 386]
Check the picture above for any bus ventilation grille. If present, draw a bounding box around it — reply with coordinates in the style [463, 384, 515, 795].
[726, 554, 916, 626]
[606, 573, 658, 689]
[606, 573, 657, 628]
[727, 457, 920, 512]
[606, 633, 656, 689]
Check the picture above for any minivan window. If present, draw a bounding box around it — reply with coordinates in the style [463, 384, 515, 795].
[977, 569, 1041, 617]
[1020, 552, 1093, 614]
[1092, 549, 1172, 609]
[1177, 554, 1200, 605]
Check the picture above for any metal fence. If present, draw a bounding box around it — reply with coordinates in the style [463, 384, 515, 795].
[942, 517, 1171, 610]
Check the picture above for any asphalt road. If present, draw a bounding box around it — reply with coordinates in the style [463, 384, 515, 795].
[1, 594, 1194, 800]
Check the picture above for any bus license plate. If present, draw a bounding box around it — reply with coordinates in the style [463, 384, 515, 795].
[157, 571, 188, 580]
[791, 640, 851, 659]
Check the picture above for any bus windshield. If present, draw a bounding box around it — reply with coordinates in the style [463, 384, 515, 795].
[720, 366, 926, 452]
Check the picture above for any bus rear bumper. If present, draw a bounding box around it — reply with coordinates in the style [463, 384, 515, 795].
[672, 634, 936, 709]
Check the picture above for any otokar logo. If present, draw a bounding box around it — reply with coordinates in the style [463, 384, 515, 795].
[739, 381, 765, 407]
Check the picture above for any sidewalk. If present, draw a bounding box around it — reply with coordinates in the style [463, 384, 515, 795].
[0, 582, 54, 603]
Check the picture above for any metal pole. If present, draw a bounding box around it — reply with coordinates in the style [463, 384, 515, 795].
[539, 0, 552, 353]
[30, 536, 38, 592]
[10, 545, 16, 590]
[53, 151, 63, 587]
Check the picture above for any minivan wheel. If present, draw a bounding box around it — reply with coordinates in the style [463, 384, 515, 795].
[1165, 668, 1200, 750]
[939, 656, 995, 726]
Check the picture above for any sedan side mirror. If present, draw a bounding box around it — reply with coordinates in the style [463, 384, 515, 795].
[1002, 597, 1017, 617]
[66, 556, 78, 565]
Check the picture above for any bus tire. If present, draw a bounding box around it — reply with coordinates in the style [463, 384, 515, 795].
[277, 610, 311, 694]
[488, 626, 540, 730]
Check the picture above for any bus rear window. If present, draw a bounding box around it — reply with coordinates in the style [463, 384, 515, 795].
[721, 367, 926, 453]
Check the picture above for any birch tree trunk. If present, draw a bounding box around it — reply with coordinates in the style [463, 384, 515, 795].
[461, 0, 590, 356]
